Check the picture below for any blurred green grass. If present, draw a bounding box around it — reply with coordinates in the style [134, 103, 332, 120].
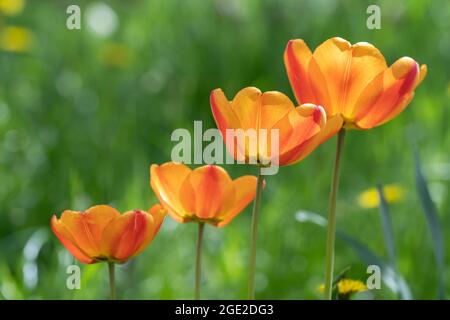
[0, 0, 449, 299]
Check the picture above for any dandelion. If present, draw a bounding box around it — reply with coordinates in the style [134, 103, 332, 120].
[0, 0, 25, 16]
[358, 184, 405, 209]
[0, 26, 33, 53]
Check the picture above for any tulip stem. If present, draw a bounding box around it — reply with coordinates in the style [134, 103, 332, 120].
[324, 129, 346, 300]
[248, 166, 264, 300]
[195, 222, 205, 300]
[108, 261, 116, 300]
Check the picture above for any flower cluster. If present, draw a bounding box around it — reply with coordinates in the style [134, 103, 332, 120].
[51, 36, 425, 300]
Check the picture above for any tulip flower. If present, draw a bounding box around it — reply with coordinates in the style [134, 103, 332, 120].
[284, 37, 426, 299]
[210, 86, 325, 299]
[51, 204, 165, 299]
[150, 162, 258, 299]
[210, 87, 326, 167]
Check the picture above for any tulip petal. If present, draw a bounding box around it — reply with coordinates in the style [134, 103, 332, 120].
[210, 89, 245, 160]
[284, 39, 317, 104]
[101, 210, 153, 261]
[179, 165, 235, 220]
[133, 204, 166, 256]
[280, 114, 343, 165]
[311, 38, 387, 118]
[354, 57, 421, 129]
[150, 162, 192, 222]
[217, 175, 258, 227]
[51, 215, 94, 264]
[231, 87, 262, 130]
[54, 207, 119, 258]
[268, 104, 325, 165]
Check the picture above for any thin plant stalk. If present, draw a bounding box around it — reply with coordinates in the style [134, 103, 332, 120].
[108, 261, 116, 300]
[324, 129, 346, 300]
[195, 222, 205, 300]
[248, 166, 264, 300]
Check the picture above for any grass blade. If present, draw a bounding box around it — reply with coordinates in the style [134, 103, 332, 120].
[377, 184, 397, 270]
[414, 151, 445, 299]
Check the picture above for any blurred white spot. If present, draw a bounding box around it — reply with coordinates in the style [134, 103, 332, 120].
[86, 2, 118, 37]
[295, 210, 327, 226]
[23, 262, 38, 289]
[23, 229, 48, 261]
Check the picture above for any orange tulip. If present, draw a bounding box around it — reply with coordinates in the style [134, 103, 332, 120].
[210, 87, 326, 166]
[51, 204, 165, 264]
[150, 162, 258, 227]
[284, 37, 427, 135]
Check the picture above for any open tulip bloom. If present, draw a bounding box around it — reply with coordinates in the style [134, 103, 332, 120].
[150, 162, 258, 299]
[284, 37, 426, 299]
[51, 204, 165, 299]
[210, 87, 326, 298]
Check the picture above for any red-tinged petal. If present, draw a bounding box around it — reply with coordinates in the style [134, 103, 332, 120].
[150, 162, 192, 223]
[51, 215, 94, 264]
[311, 38, 387, 118]
[281, 114, 343, 165]
[179, 165, 234, 220]
[271, 104, 325, 165]
[284, 39, 317, 104]
[354, 57, 420, 129]
[216, 176, 258, 227]
[210, 88, 241, 133]
[101, 210, 152, 262]
[210, 89, 244, 161]
[132, 205, 166, 256]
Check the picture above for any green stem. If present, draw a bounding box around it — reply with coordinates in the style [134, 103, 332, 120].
[195, 222, 205, 300]
[248, 166, 264, 300]
[324, 129, 346, 300]
[108, 261, 116, 300]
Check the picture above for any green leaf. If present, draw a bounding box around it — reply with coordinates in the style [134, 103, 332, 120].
[414, 151, 445, 299]
[376, 184, 397, 270]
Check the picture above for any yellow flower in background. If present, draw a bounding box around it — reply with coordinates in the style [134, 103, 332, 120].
[0, 0, 24, 16]
[317, 279, 367, 296]
[100, 43, 130, 68]
[358, 184, 405, 209]
[0, 26, 33, 52]
[337, 279, 367, 295]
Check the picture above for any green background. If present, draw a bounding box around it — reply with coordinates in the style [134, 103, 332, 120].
[0, 0, 449, 299]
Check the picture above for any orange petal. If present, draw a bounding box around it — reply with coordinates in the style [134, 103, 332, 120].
[311, 38, 387, 118]
[53, 206, 119, 258]
[150, 162, 192, 223]
[216, 175, 258, 227]
[101, 210, 157, 262]
[260, 91, 295, 130]
[231, 87, 262, 130]
[179, 165, 234, 220]
[281, 114, 343, 165]
[271, 104, 325, 165]
[353, 57, 421, 129]
[132, 204, 166, 256]
[284, 39, 317, 104]
[210, 89, 244, 160]
[51, 215, 94, 264]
